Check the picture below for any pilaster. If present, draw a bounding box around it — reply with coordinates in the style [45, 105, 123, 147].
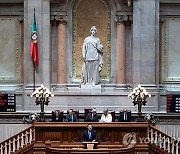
[115, 15, 128, 84]
[132, 0, 157, 85]
[51, 15, 67, 84]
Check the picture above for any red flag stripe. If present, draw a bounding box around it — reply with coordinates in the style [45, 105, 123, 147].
[30, 41, 39, 66]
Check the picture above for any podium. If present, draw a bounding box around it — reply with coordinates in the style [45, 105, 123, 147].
[82, 142, 98, 149]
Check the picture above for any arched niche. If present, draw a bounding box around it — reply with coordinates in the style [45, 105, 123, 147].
[72, 0, 111, 83]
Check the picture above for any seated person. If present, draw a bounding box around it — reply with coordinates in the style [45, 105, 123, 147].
[118, 108, 132, 122]
[85, 109, 99, 122]
[99, 109, 112, 122]
[65, 109, 78, 122]
[52, 110, 63, 122]
[82, 124, 98, 142]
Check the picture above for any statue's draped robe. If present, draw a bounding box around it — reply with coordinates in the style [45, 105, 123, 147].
[82, 36, 103, 85]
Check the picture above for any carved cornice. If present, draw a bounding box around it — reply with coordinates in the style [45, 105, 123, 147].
[51, 15, 67, 24]
[116, 15, 133, 24]
[115, 15, 128, 23]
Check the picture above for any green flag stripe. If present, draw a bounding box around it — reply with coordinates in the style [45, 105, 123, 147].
[31, 14, 37, 32]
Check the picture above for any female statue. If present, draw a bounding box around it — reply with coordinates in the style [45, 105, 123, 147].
[81, 26, 103, 85]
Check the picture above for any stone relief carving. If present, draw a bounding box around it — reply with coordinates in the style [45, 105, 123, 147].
[115, 15, 128, 23]
[51, 14, 67, 24]
[115, 15, 133, 24]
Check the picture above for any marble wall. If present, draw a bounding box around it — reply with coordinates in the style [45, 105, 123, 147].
[132, 0, 158, 84]
[0, 17, 22, 82]
[161, 17, 180, 83]
[0, 0, 180, 114]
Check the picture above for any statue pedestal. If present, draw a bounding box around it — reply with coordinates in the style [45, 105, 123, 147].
[81, 84, 101, 92]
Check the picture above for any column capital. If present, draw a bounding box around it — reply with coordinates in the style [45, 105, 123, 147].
[51, 15, 67, 24]
[115, 15, 128, 23]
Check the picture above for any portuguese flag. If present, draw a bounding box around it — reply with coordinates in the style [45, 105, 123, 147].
[30, 8, 39, 67]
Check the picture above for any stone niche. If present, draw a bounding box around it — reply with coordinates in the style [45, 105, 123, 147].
[72, 0, 111, 83]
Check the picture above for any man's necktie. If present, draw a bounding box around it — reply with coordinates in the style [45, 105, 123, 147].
[124, 113, 127, 121]
[88, 131, 91, 140]
[72, 115, 73, 122]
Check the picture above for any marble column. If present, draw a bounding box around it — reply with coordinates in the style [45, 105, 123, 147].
[159, 15, 165, 84]
[24, 0, 51, 88]
[55, 15, 67, 84]
[23, 0, 51, 111]
[132, 0, 157, 85]
[41, 0, 51, 88]
[116, 15, 128, 84]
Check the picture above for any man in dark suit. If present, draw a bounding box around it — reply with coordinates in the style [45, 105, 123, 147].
[82, 124, 98, 142]
[65, 109, 78, 122]
[118, 108, 132, 122]
[52, 110, 63, 122]
[85, 109, 99, 122]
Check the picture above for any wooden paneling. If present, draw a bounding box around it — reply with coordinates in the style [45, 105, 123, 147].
[34, 122, 148, 145]
[28, 122, 166, 153]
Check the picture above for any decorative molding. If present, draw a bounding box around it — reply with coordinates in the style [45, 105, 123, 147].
[0, 16, 22, 82]
[115, 15, 128, 23]
[18, 15, 24, 23]
[128, 15, 133, 23]
[51, 15, 67, 24]
[122, 0, 133, 7]
[161, 17, 180, 83]
[159, 15, 166, 23]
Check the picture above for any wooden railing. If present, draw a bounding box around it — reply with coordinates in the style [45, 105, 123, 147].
[0, 126, 35, 154]
[148, 125, 180, 154]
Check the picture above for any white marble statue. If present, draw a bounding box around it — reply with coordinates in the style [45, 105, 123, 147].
[81, 26, 103, 85]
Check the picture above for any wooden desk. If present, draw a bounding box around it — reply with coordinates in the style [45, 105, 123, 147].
[33, 122, 149, 154]
[34, 122, 148, 144]
[11, 122, 156, 154]
[82, 142, 98, 149]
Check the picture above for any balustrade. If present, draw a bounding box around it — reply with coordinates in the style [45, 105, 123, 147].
[0, 126, 35, 154]
[149, 126, 179, 154]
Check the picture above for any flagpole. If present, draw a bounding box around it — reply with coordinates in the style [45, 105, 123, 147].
[30, 8, 38, 91]
[33, 8, 36, 92]
[33, 61, 35, 91]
